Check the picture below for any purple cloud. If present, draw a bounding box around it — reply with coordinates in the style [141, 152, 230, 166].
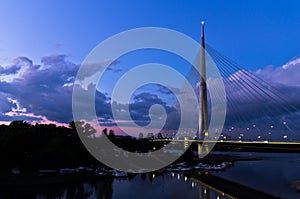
[0, 52, 299, 141]
[255, 57, 300, 87]
[217, 56, 300, 140]
[0, 65, 21, 75]
[0, 55, 77, 123]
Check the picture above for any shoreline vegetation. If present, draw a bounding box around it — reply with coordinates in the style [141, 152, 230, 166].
[0, 120, 292, 180]
[0, 120, 289, 198]
[0, 120, 262, 171]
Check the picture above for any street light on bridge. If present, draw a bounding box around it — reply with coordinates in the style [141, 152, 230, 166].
[268, 131, 272, 142]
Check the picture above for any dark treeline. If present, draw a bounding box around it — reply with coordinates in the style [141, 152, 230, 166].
[0, 120, 166, 172]
[0, 120, 102, 171]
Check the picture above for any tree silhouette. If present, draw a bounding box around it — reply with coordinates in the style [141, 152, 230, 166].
[0, 120, 158, 170]
[108, 129, 115, 138]
[69, 121, 96, 138]
[102, 128, 108, 136]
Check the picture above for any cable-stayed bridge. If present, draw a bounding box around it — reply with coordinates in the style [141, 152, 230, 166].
[155, 22, 300, 151]
[204, 44, 300, 143]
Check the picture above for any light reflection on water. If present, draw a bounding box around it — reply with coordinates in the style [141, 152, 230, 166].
[3, 152, 299, 198]
[1, 173, 229, 199]
[111, 173, 226, 199]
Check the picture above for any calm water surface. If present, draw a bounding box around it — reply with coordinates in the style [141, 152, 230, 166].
[213, 152, 300, 199]
[2, 173, 225, 199]
[2, 152, 300, 199]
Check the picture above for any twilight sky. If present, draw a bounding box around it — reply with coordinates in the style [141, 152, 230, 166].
[0, 1, 299, 139]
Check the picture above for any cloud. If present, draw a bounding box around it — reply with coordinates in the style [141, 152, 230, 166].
[95, 90, 181, 131]
[0, 56, 36, 82]
[0, 52, 299, 139]
[14, 56, 33, 66]
[0, 54, 179, 131]
[255, 56, 300, 87]
[155, 84, 183, 96]
[0, 55, 78, 123]
[0, 91, 15, 113]
[220, 57, 300, 139]
[0, 65, 21, 75]
[7, 98, 26, 112]
[0, 112, 42, 122]
[75, 59, 121, 83]
[282, 56, 300, 69]
[41, 54, 66, 66]
[129, 92, 168, 124]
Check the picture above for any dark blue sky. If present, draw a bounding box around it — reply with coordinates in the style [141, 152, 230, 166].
[0, 0, 299, 69]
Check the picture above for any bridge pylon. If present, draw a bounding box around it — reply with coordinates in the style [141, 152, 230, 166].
[199, 21, 209, 139]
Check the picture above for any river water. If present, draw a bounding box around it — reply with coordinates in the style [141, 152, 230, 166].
[213, 152, 300, 199]
[2, 152, 300, 199]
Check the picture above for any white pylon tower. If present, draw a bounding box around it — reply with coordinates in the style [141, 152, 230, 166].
[199, 21, 209, 139]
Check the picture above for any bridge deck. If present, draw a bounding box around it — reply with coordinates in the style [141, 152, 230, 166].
[153, 139, 300, 152]
[154, 139, 300, 145]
